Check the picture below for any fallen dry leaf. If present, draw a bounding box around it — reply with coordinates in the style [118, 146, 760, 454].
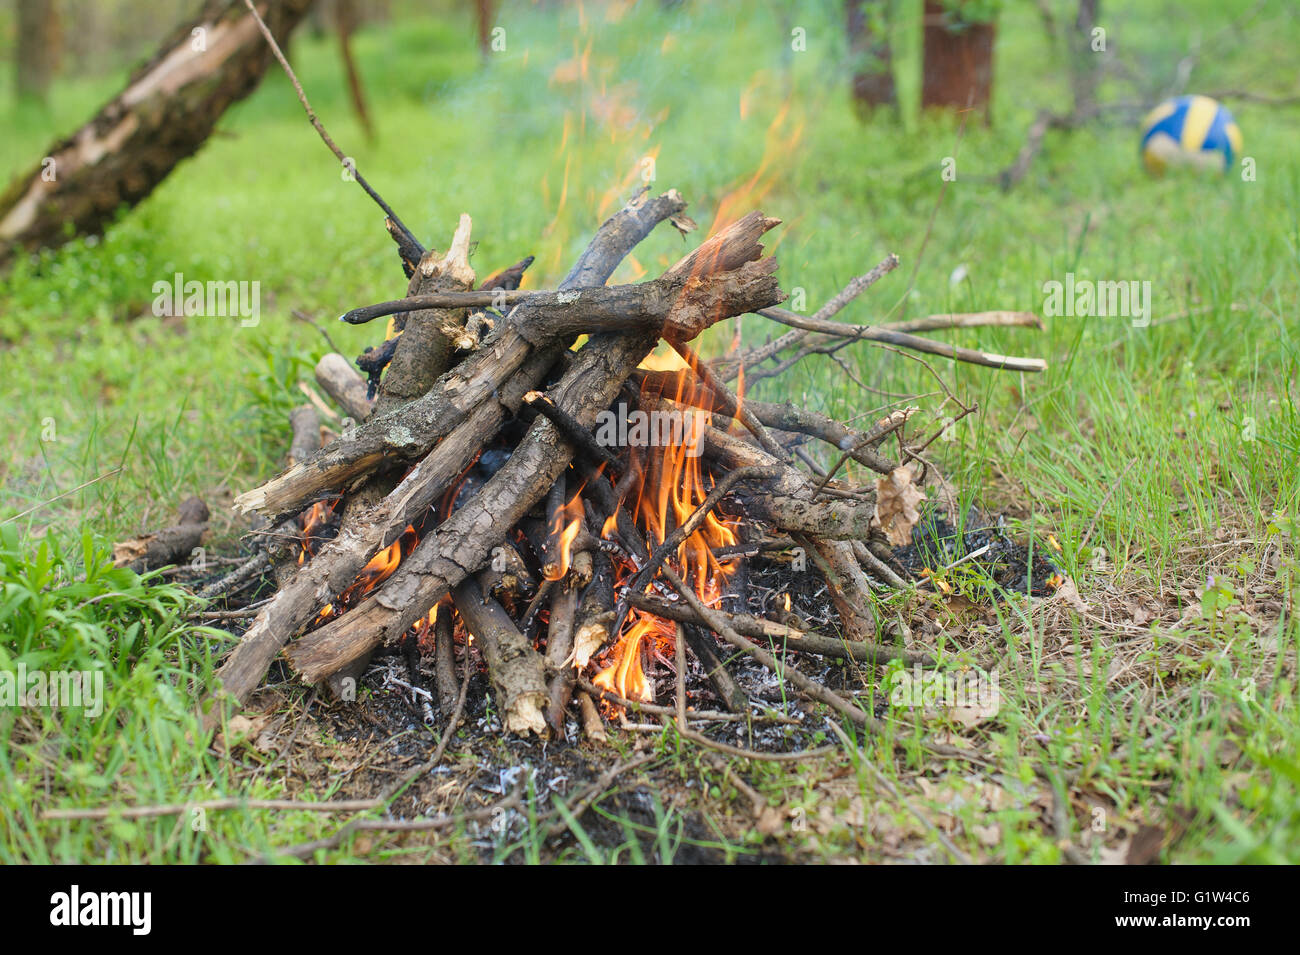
[872, 465, 926, 546]
[970, 822, 1002, 847]
[1050, 575, 1089, 612]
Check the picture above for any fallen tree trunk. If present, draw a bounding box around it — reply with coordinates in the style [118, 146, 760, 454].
[0, 0, 316, 267]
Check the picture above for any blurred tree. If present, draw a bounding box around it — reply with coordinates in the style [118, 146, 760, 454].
[336, 0, 374, 140]
[475, 0, 493, 58]
[921, 0, 996, 121]
[846, 0, 897, 115]
[1069, 0, 1100, 118]
[0, 0, 315, 268]
[15, 0, 61, 105]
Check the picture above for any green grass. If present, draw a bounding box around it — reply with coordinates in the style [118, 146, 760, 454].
[2, 0, 1299, 863]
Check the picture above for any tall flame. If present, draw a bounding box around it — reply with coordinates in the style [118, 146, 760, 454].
[592, 368, 742, 708]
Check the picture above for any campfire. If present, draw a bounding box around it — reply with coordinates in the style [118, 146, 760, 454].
[199, 188, 1045, 750]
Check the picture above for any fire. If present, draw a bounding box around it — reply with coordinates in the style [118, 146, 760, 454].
[592, 368, 742, 708]
[638, 343, 689, 372]
[594, 615, 660, 702]
[340, 526, 411, 602]
[708, 90, 803, 237]
[299, 500, 335, 562]
[545, 517, 582, 582]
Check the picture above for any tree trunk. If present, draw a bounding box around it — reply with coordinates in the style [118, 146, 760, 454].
[0, 0, 315, 267]
[1069, 0, 1101, 118]
[920, 0, 995, 121]
[335, 0, 374, 140]
[846, 0, 896, 115]
[15, 0, 60, 106]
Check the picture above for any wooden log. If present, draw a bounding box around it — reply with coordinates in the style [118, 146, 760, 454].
[479, 255, 534, 291]
[577, 691, 607, 743]
[807, 535, 878, 642]
[314, 353, 374, 422]
[571, 549, 614, 668]
[433, 603, 458, 717]
[273, 405, 323, 587]
[287, 405, 321, 465]
[479, 539, 536, 602]
[544, 582, 578, 733]
[373, 214, 475, 414]
[113, 497, 209, 573]
[450, 578, 548, 736]
[682, 625, 748, 712]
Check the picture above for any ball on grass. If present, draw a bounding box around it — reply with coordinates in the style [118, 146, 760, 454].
[1140, 94, 1241, 175]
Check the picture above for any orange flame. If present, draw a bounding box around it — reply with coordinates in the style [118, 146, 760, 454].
[544, 488, 586, 581]
[593, 371, 742, 707]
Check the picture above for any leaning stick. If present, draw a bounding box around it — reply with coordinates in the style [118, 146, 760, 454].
[242, 0, 423, 254]
[718, 253, 901, 381]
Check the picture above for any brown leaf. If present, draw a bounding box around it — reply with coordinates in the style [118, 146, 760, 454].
[669, 213, 698, 236]
[1126, 824, 1165, 865]
[872, 465, 926, 546]
[1051, 576, 1089, 613]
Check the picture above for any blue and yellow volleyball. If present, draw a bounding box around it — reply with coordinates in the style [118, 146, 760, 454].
[1140, 95, 1241, 175]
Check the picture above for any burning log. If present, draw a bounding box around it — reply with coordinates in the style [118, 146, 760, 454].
[571, 550, 615, 669]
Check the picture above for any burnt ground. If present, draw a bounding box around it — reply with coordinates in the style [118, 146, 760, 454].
[191, 502, 1092, 863]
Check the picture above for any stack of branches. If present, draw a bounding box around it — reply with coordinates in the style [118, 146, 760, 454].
[200, 188, 1044, 745]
